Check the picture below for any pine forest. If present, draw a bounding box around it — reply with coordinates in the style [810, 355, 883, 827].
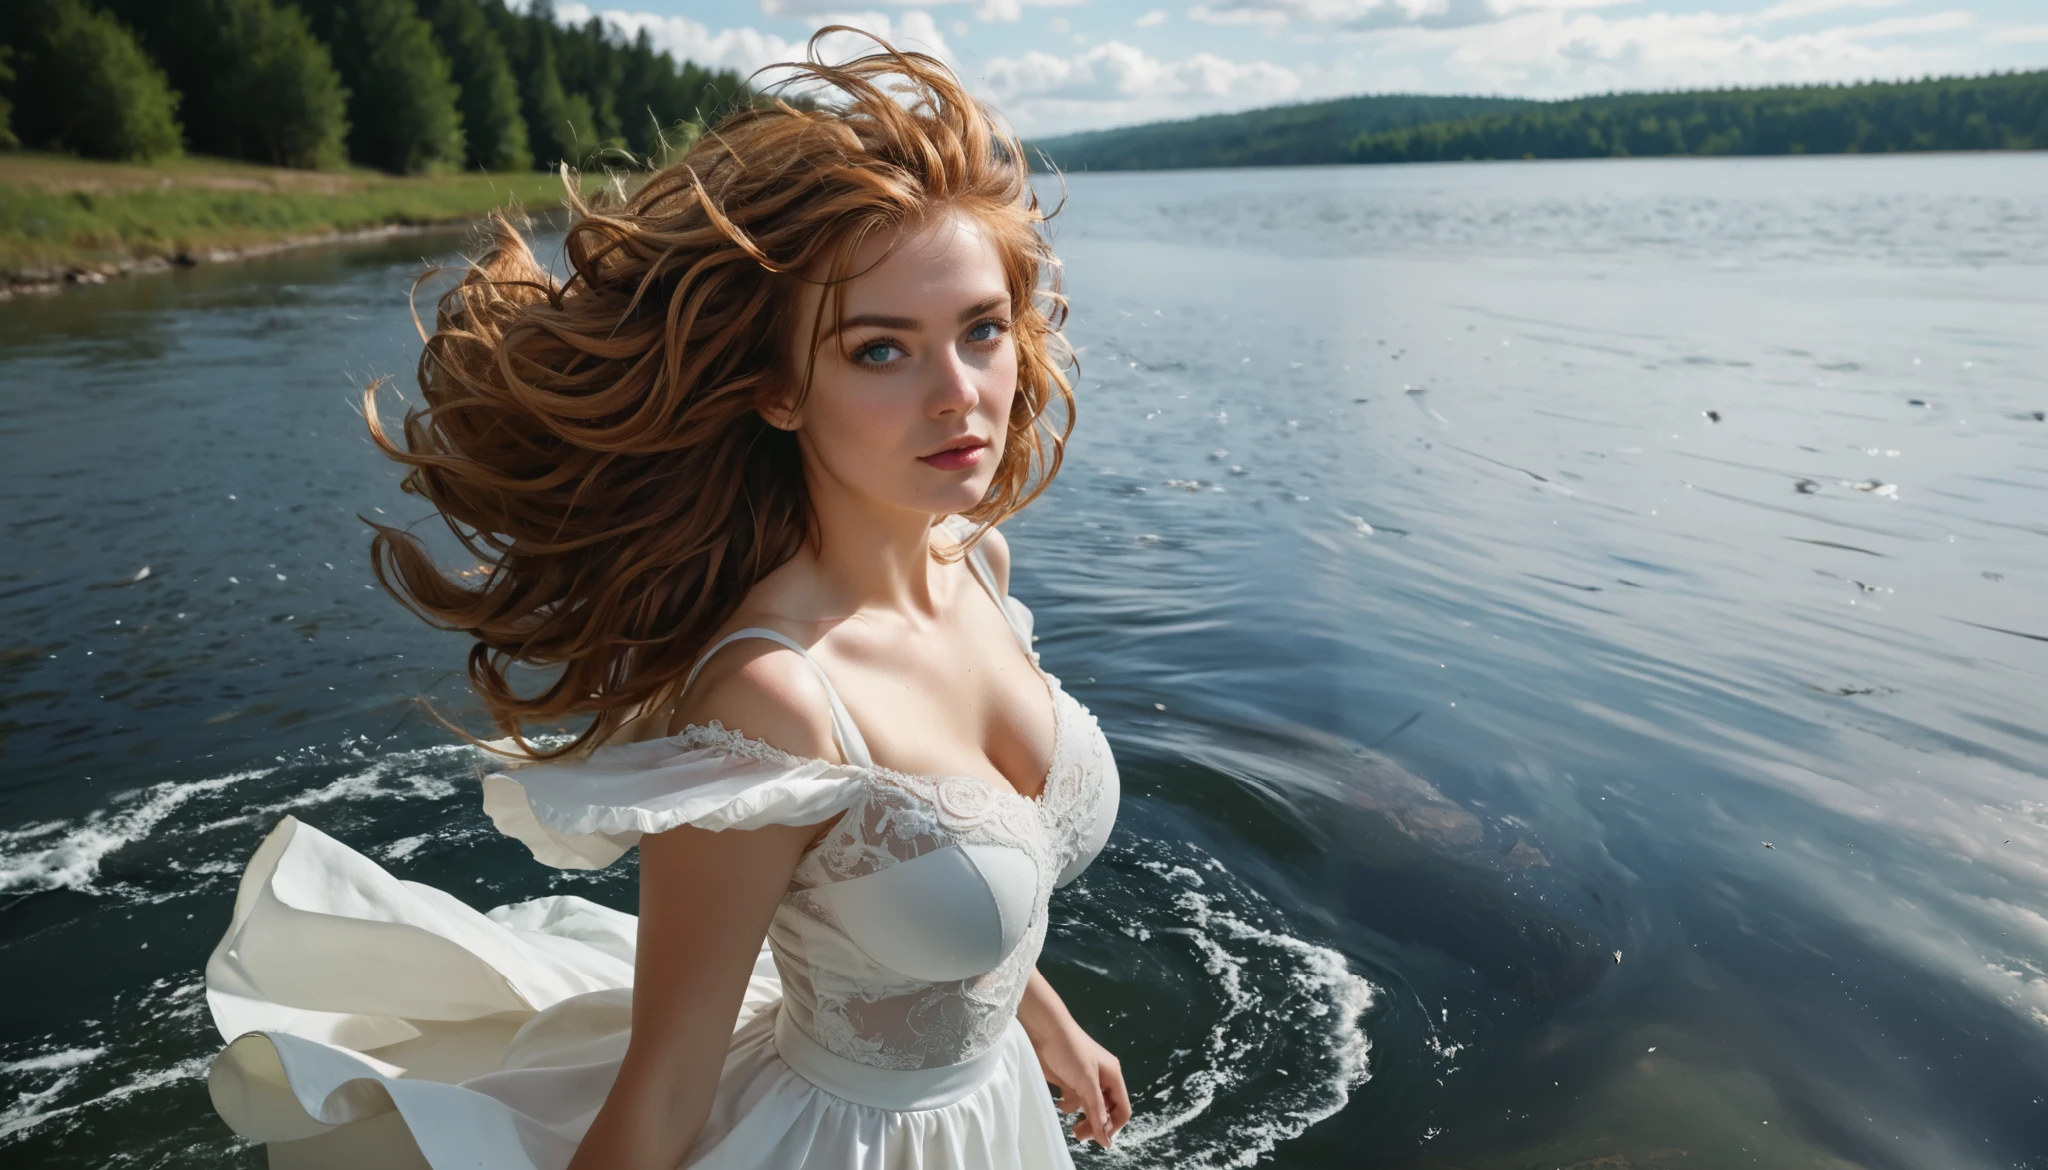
[0, 0, 749, 174]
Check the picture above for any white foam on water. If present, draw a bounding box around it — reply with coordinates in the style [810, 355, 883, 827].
[0, 740, 488, 901]
[0, 738, 518, 1155]
[0, 821, 69, 847]
[146, 976, 210, 1024]
[384, 833, 432, 861]
[0, 1055, 208, 1141]
[0, 978, 214, 1150]
[0, 1048, 113, 1142]
[0, 769, 273, 895]
[195, 741, 475, 834]
[1080, 846, 1377, 1168]
[0, 1066, 89, 1138]
[0, 1048, 105, 1076]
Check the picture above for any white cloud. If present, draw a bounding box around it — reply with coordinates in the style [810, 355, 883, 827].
[1360, 7, 1982, 97]
[537, 0, 2014, 139]
[834, 9, 956, 59]
[1183, 0, 1972, 34]
[979, 40, 1302, 131]
[1756, 0, 1908, 22]
[568, 5, 955, 79]
[758, 0, 1082, 17]
[559, 5, 803, 77]
[1493, 0, 1644, 11]
[1189, 0, 1335, 27]
[1835, 11, 1974, 39]
[1189, 0, 1637, 29]
[983, 41, 1298, 102]
[544, 3, 1298, 138]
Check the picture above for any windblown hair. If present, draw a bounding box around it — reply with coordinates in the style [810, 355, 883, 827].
[364, 30, 1073, 760]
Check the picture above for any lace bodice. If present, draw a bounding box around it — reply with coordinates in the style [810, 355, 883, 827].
[480, 519, 1121, 1072]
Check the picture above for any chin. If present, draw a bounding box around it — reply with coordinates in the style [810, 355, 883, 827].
[913, 474, 994, 518]
[929, 487, 989, 517]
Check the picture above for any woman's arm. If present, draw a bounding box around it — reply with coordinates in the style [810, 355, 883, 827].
[568, 820, 815, 1169]
[566, 642, 849, 1170]
[1016, 967, 1131, 1150]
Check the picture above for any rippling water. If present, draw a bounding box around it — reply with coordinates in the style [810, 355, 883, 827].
[3, 153, 2045, 1169]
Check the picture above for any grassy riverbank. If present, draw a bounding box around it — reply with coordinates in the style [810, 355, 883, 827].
[0, 152, 590, 282]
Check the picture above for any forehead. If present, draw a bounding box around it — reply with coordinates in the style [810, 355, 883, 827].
[834, 211, 1008, 311]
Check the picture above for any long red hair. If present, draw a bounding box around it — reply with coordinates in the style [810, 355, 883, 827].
[363, 31, 1073, 759]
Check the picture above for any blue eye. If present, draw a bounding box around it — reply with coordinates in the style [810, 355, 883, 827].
[967, 320, 1007, 343]
[854, 341, 906, 364]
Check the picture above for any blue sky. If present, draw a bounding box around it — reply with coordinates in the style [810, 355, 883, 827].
[549, 0, 2048, 135]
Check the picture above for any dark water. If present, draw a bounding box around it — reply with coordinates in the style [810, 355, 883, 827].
[4, 153, 2046, 1169]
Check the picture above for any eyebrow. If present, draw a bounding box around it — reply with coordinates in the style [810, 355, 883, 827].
[835, 295, 1010, 335]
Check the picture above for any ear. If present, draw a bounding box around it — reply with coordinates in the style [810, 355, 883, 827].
[754, 380, 802, 431]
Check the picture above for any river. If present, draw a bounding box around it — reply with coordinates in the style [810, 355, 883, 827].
[3, 151, 2045, 1168]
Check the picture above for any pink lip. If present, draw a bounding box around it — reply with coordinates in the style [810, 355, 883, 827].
[918, 439, 988, 471]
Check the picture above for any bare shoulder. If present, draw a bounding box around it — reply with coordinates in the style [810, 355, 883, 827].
[660, 636, 846, 765]
[975, 522, 1013, 595]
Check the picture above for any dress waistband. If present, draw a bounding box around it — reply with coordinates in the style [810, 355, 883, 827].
[771, 1006, 1008, 1112]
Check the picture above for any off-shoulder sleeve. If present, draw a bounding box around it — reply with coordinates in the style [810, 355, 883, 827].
[480, 723, 868, 870]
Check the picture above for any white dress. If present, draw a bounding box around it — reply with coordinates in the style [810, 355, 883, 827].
[202, 518, 1122, 1170]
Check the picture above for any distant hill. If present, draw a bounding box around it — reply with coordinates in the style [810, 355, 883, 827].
[1352, 71, 2048, 163]
[1029, 71, 2048, 172]
[1026, 93, 1534, 171]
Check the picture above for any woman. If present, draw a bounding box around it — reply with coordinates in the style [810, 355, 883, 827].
[200, 35, 1128, 1170]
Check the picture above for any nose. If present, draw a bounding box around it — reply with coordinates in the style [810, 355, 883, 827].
[928, 341, 980, 418]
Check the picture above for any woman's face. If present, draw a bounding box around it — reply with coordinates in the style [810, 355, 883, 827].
[772, 209, 1018, 521]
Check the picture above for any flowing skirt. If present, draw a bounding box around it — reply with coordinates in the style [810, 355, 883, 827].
[205, 817, 1074, 1169]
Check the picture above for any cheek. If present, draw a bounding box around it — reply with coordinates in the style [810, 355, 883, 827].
[861, 382, 927, 444]
[987, 345, 1022, 427]
[811, 372, 920, 455]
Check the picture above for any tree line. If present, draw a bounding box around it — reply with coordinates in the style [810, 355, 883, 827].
[1031, 70, 2048, 172]
[0, 0, 750, 173]
[1349, 72, 2047, 163]
[1029, 93, 1532, 172]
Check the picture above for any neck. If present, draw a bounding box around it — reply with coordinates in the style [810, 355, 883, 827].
[800, 464, 947, 620]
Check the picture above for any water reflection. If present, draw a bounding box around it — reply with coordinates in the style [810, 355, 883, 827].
[2, 155, 2046, 1168]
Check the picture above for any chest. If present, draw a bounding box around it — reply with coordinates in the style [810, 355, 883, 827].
[788, 689, 1119, 982]
[821, 608, 1058, 802]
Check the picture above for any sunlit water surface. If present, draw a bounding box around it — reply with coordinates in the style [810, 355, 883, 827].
[2, 153, 2045, 1169]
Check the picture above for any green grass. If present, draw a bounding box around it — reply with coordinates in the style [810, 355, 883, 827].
[0, 152, 597, 279]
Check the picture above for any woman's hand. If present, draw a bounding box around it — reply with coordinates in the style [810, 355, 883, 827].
[1034, 1016, 1131, 1149]
[1016, 968, 1132, 1150]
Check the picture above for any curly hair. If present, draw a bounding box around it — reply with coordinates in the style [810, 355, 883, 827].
[363, 30, 1074, 760]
